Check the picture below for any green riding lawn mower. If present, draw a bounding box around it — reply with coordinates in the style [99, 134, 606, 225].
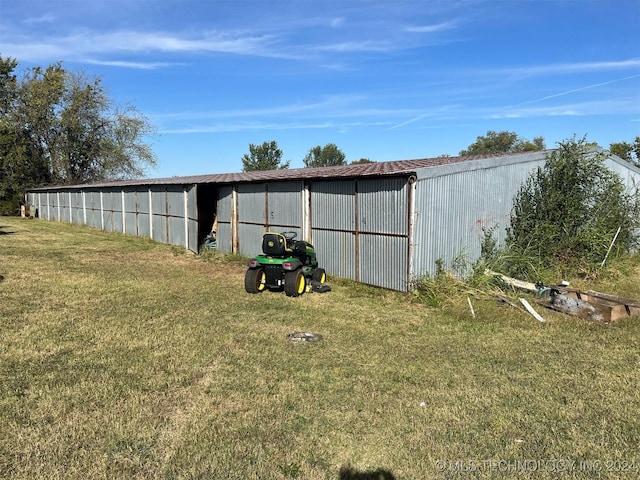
[244, 231, 329, 297]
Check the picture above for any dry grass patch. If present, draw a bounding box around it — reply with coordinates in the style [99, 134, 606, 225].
[1, 217, 639, 479]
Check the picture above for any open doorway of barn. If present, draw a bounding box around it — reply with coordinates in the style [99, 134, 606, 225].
[196, 183, 218, 250]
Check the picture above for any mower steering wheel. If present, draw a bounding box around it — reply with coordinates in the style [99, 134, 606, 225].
[282, 231, 297, 241]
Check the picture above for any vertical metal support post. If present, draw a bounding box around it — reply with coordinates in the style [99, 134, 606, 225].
[82, 190, 87, 225]
[148, 188, 153, 241]
[231, 185, 238, 253]
[303, 182, 311, 242]
[407, 175, 418, 291]
[121, 190, 126, 233]
[100, 191, 104, 230]
[184, 188, 189, 250]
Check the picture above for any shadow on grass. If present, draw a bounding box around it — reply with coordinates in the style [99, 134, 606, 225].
[339, 465, 395, 480]
[0, 225, 16, 235]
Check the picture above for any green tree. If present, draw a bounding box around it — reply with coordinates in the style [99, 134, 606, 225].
[609, 137, 640, 167]
[241, 140, 290, 172]
[504, 136, 639, 276]
[303, 143, 346, 168]
[0, 57, 52, 214]
[0, 57, 157, 214]
[460, 130, 545, 156]
[350, 158, 374, 165]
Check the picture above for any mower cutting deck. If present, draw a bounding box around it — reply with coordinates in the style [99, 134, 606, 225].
[244, 231, 326, 297]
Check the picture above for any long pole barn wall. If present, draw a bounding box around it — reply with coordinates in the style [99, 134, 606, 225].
[26, 185, 199, 253]
[25, 149, 640, 292]
[215, 176, 414, 291]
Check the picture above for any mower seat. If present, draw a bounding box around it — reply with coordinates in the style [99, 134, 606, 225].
[262, 233, 290, 257]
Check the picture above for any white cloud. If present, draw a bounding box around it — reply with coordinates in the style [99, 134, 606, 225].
[405, 21, 457, 33]
[503, 59, 640, 78]
[84, 59, 176, 70]
[23, 13, 56, 25]
[491, 98, 640, 119]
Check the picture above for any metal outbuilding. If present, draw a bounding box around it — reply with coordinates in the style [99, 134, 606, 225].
[25, 150, 640, 291]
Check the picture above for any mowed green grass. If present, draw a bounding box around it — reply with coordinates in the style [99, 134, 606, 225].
[0, 217, 639, 479]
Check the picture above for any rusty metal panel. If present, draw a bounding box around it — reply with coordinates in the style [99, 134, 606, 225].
[101, 190, 115, 211]
[151, 189, 166, 215]
[311, 180, 355, 231]
[358, 177, 408, 235]
[238, 223, 266, 256]
[124, 210, 137, 235]
[87, 209, 100, 229]
[137, 213, 150, 237]
[187, 185, 198, 252]
[103, 209, 114, 232]
[238, 183, 265, 224]
[113, 210, 124, 234]
[188, 217, 198, 252]
[187, 185, 198, 221]
[359, 233, 408, 290]
[70, 191, 83, 224]
[311, 229, 355, 280]
[217, 222, 232, 253]
[168, 216, 185, 247]
[217, 186, 233, 222]
[86, 191, 99, 210]
[124, 187, 137, 212]
[267, 181, 303, 228]
[59, 190, 70, 222]
[216, 186, 233, 251]
[50, 192, 59, 221]
[136, 188, 150, 214]
[86, 191, 101, 228]
[166, 186, 185, 218]
[152, 215, 167, 243]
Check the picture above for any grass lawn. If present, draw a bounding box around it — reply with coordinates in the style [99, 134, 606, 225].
[1, 217, 639, 479]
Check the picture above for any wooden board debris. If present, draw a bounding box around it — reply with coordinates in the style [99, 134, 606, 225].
[519, 298, 546, 323]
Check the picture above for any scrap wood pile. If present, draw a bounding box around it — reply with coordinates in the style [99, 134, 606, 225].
[485, 270, 640, 323]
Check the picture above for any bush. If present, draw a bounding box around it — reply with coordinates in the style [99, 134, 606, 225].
[503, 136, 639, 278]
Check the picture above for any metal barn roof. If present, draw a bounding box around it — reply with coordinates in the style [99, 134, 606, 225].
[27, 150, 557, 191]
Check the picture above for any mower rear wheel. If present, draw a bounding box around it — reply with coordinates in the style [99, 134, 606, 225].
[284, 270, 306, 297]
[312, 268, 326, 283]
[245, 268, 266, 294]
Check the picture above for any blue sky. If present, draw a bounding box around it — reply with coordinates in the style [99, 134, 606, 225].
[1, 0, 639, 178]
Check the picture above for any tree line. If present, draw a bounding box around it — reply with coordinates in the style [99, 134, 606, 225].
[0, 56, 156, 214]
[241, 141, 373, 172]
[242, 131, 639, 172]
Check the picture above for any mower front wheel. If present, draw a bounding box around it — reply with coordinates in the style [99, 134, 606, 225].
[284, 270, 306, 297]
[245, 268, 266, 294]
[312, 268, 326, 284]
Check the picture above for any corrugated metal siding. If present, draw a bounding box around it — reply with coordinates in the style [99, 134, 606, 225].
[238, 183, 265, 224]
[27, 184, 199, 252]
[238, 223, 267, 256]
[311, 181, 355, 231]
[216, 186, 233, 253]
[267, 181, 303, 228]
[310, 180, 356, 282]
[605, 158, 640, 190]
[358, 178, 408, 235]
[359, 233, 408, 291]
[187, 186, 198, 252]
[358, 178, 410, 289]
[312, 230, 356, 280]
[233, 181, 305, 255]
[310, 177, 410, 289]
[413, 159, 546, 280]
